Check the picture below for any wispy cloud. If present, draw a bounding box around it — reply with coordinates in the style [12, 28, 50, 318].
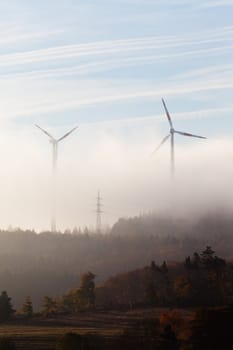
[201, 1, 233, 8]
[0, 30, 64, 46]
[0, 26, 232, 77]
[1, 75, 233, 121]
[81, 106, 233, 128]
[0, 0, 232, 229]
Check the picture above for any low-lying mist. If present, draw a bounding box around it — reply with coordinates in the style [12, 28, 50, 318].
[0, 121, 232, 230]
[0, 210, 232, 309]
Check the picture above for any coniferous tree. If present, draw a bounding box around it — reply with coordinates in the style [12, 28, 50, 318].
[20, 296, 33, 317]
[0, 291, 14, 322]
[79, 271, 96, 307]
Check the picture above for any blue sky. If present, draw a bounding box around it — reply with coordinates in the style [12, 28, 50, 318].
[0, 0, 233, 134]
[0, 1, 233, 230]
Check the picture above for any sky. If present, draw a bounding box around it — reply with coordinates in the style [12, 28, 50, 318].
[0, 0, 233, 231]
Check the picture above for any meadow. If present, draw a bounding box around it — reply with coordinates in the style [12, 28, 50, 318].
[0, 308, 194, 349]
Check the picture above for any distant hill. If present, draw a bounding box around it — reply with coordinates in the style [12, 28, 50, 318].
[0, 211, 232, 309]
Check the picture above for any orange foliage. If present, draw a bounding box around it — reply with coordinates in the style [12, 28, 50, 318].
[159, 309, 184, 332]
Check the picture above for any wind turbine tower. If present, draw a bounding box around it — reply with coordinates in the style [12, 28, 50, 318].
[96, 191, 103, 233]
[35, 125, 78, 232]
[153, 99, 206, 177]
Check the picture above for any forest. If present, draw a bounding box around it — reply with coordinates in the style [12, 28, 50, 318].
[0, 244, 232, 349]
[0, 211, 232, 309]
[0, 212, 231, 348]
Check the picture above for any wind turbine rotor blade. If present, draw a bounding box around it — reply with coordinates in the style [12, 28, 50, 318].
[162, 98, 173, 128]
[175, 130, 207, 139]
[152, 134, 170, 155]
[57, 126, 78, 142]
[35, 124, 55, 140]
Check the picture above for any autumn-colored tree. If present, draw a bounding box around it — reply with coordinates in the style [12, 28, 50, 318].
[160, 309, 184, 334]
[61, 289, 83, 313]
[174, 275, 193, 305]
[20, 296, 33, 317]
[41, 296, 57, 317]
[60, 271, 96, 312]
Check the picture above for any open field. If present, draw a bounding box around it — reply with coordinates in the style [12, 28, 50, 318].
[0, 308, 194, 349]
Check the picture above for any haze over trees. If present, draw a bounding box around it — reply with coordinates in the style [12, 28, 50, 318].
[0, 212, 232, 308]
[0, 244, 232, 349]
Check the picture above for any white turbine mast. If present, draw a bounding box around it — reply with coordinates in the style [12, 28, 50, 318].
[153, 98, 206, 177]
[35, 124, 78, 232]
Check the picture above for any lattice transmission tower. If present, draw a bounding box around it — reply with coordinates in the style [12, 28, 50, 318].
[96, 191, 103, 233]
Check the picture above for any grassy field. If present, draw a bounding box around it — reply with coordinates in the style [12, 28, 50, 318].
[0, 308, 194, 349]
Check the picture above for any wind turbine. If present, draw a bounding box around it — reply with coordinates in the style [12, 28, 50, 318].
[35, 125, 78, 232]
[153, 99, 206, 177]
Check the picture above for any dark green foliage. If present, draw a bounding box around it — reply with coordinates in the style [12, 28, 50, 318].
[56, 332, 84, 350]
[79, 271, 96, 307]
[182, 246, 229, 306]
[201, 246, 215, 267]
[0, 291, 14, 322]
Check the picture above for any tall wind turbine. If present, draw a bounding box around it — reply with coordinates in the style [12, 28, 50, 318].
[153, 99, 206, 177]
[35, 125, 78, 232]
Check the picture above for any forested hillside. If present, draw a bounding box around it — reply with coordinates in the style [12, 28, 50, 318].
[0, 212, 232, 309]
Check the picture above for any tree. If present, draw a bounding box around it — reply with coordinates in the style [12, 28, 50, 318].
[41, 296, 57, 317]
[174, 275, 193, 305]
[161, 261, 168, 274]
[201, 246, 215, 268]
[200, 246, 227, 304]
[20, 296, 33, 317]
[193, 252, 201, 269]
[0, 291, 14, 322]
[60, 272, 96, 313]
[61, 289, 82, 313]
[145, 282, 157, 306]
[79, 271, 95, 308]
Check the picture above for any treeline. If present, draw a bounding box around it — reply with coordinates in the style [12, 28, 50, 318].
[31, 246, 232, 315]
[96, 246, 233, 308]
[1, 245, 232, 318]
[0, 246, 233, 349]
[0, 212, 233, 308]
